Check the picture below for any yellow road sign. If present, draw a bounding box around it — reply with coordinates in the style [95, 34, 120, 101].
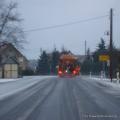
[99, 55, 109, 61]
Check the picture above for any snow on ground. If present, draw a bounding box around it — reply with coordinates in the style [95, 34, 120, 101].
[88, 75, 120, 95]
[0, 76, 55, 83]
[90, 76, 117, 82]
[0, 78, 19, 83]
[0, 76, 56, 100]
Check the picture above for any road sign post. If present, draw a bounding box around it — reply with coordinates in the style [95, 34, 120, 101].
[99, 55, 110, 79]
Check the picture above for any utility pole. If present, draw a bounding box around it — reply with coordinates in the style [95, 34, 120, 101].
[85, 40, 87, 56]
[109, 8, 113, 82]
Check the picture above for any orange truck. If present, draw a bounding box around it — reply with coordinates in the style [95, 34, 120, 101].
[57, 54, 80, 77]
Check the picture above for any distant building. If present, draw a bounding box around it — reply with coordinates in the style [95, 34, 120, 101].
[0, 42, 28, 78]
[75, 55, 86, 64]
[28, 59, 38, 72]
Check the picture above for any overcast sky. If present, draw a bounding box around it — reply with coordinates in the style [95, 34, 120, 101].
[8, 0, 120, 59]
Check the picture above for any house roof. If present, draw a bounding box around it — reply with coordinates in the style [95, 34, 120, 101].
[0, 42, 8, 54]
[0, 42, 28, 61]
[3, 57, 19, 64]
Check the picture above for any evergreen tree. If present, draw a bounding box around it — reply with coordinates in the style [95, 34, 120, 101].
[81, 48, 92, 74]
[36, 50, 50, 75]
[51, 48, 60, 74]
[81, 38, 107, 75]
[93, 38, 107, 63]
[92, 38, 107, 74]
[86, 48, 91, 60]
[61, 46, 72, 54]
[97, 38, 106, 51]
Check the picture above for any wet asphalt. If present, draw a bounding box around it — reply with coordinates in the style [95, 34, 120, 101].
[0, 76, 120, 120]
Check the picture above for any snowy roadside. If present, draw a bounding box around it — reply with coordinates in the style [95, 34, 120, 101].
[90, 76, 117, 82]
[81, 75, 120, 96]
[0, 78, 19, 83]
[0, 76, 56, 100]
[88, 75, 120, 90]
[0, 75, 56, 83]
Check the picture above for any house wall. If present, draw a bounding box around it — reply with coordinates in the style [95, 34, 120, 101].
[1, 46, 28, 71]
[0, 43, 28, 78]
[4, 64, 18, 78]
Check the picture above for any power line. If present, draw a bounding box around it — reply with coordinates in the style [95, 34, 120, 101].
[24, 15, 108, 33]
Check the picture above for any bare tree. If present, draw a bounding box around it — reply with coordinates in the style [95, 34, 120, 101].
[0, 1, 26, 49]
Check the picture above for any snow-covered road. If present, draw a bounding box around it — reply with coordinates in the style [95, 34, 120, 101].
[0, 76, 56, 100]
[0, 76, 120, 120]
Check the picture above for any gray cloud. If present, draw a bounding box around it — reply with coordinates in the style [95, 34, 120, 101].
[9, 0, 120, 59]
